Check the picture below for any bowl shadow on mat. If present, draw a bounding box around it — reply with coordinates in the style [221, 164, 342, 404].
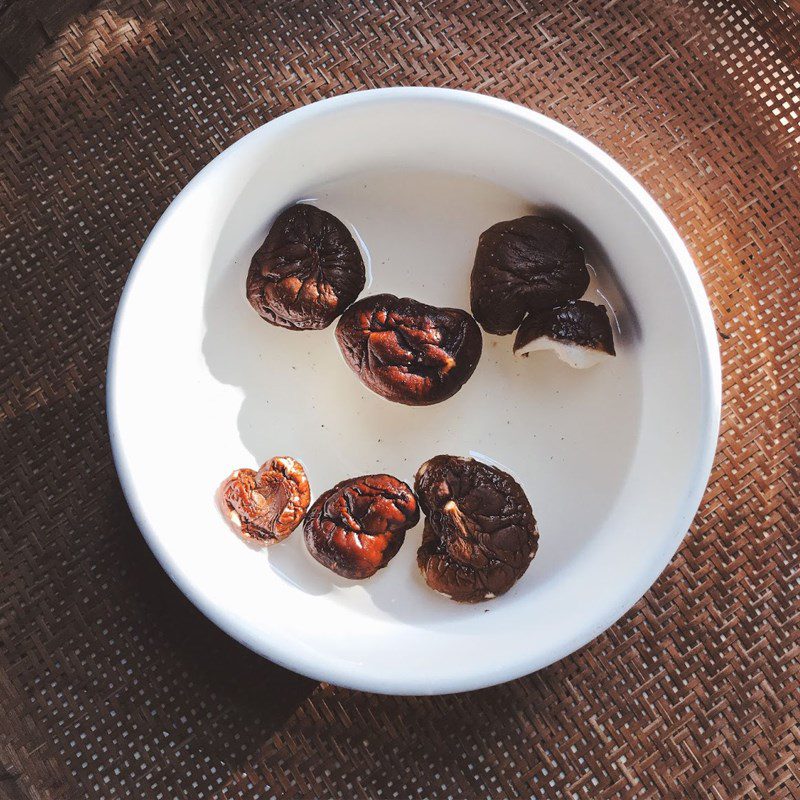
[109, 480, 316, 740]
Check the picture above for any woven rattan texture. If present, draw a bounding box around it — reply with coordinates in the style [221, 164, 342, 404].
[1, 1, 798, 798]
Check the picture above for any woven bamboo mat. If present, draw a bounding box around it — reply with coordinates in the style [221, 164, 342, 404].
[1, 1, 797, 798]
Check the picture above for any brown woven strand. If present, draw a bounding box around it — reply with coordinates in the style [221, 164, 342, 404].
[1, 0, 798, 798]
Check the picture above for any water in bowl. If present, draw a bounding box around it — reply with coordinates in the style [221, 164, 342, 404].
[221, 168, 642, 621]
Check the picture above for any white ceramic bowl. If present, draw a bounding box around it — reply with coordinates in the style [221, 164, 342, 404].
[108, 88, 720, 694]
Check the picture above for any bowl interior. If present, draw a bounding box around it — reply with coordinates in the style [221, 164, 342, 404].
[109, 90, 717, 693]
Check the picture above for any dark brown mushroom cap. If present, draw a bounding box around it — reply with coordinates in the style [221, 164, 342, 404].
[220, 456, 310, 543]
[414, 455, 539, 602]
[303, 474, 420, 579]
[513, 300, 616, 356]
[246, 203, 366, 330]
[470, 215, 590, 335]
[416, 521, 531, 603]
[335, 294, 483, 406]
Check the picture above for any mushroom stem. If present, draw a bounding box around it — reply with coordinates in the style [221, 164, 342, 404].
[443, 500, 471, 539]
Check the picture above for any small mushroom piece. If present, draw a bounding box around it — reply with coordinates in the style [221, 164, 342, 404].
[470, 215, 590, 335]
[246, 203, 366, 330]
[513, 300, 615, 369]
[335, 294, 482, 405]
[415, 455, 539, 603]
[304, 474, 420, 579]
[220, 456, 310, 543]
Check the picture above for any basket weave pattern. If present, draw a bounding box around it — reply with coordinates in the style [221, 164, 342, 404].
[0, 1, 797, 798]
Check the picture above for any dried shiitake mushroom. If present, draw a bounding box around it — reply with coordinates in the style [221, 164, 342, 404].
[220, 456, 310, 543]
[304, 474, 419, 579]
[246, 203, 366, 330]
[513, 300, 615, 368]
[414, 455, 539, 602]
[335, 294, 482, 405]
[470, 215, 590, 335]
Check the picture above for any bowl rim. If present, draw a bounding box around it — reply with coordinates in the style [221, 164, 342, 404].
[107, 86, 722, 694]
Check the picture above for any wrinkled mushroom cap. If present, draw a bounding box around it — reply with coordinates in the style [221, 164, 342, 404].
[335, 294, 482, 405]
[220, 456, 310, 543]
[304, 474, 420, 579]
[514, 300, 616, 369]
[414, 455, 539, 602]
[470, 215, 590, 335]
[246, 203, 365, 330]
